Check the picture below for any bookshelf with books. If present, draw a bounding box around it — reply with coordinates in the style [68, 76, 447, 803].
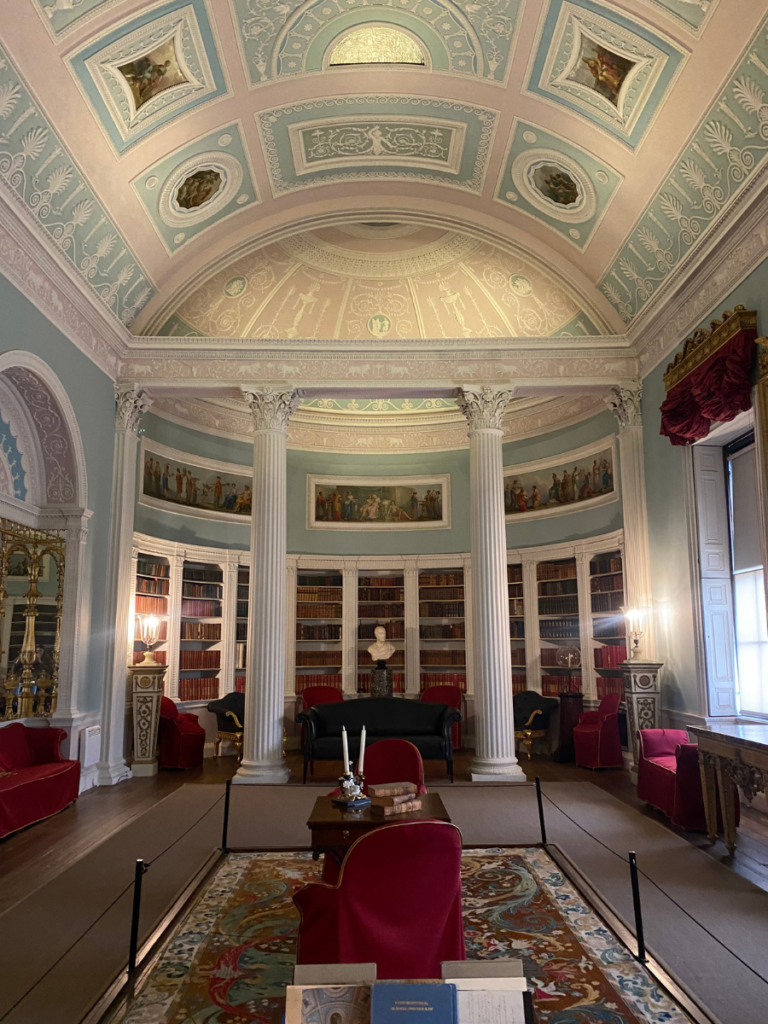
[178, 560, 223, 702]
[590, 551, 627, 699]
[296, 568, 343, 695]
[418, 568, 467, 693]
[358, 570, 405, 693]
[235, 566, 249, 694]
[133, 555, 170, 668]
[507, 563, 526, 695]
[537, 557, 582, 697]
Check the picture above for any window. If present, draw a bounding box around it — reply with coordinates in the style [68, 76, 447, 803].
[727, 437, 768, 716]
[328, 26, 426, 67]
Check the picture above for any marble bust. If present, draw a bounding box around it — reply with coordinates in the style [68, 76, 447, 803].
[367, 625, 395, 664]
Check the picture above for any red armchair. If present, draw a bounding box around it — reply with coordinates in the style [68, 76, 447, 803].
[295, 820, 465, 979]
[158, 696, 206, 770]
[421, 685, 462, 749]
[302, 685, 344, 710]
[0, 723, 80, 838]
[574, 693, 623, 769]
[637, 729, 739, 832]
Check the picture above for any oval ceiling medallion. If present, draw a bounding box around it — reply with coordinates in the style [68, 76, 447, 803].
[157, 151, 244, 228]
[511, 148, 596, 224]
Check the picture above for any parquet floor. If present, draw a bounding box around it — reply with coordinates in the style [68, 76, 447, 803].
[1, 750, 767, 916]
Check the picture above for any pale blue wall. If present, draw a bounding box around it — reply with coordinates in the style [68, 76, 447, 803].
[137, 407, 622, 555]
[0, 274, 116, 712]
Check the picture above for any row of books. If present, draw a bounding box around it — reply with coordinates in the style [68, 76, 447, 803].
[179, 650, 220, 669]
[137, 561, 169, 579]
[507, 566, 523, 583]
[236, 642, 247, 668]
[235, 675, 246, 693]
[237, 585, 249, 599]
[419, 602, 465, 618]
[359, 576, 401, 587]
[136, 577, 169, 595]
[592, 592, 624, 612]
[180, 622, 221, 640]
[421, 651, 466, 665]
[295, 674, 343, 691]
[540, 619, 579, 639]
[509, 599, 524, 616]
[509, 622, 525, 638]
[539, 596, 579, 615]
[358, 649, 405, 665]
[296, 587, 344, 601]
[358, 587, 403, 601]
[540, 648, 566, 667]
[237, 601, 248, 618]
[359, 622, 404, 639]
[182, 568, 223, 583]
[358, 604, 404, 618]
[296, 603, 343, 619]
[590, 556, 622, 575]
[591, 574, 624, 593]
[135, 595, 166, 615]
[510, 649, 525, 665]
[298, 651, 343, 666]
[132, 650, 167, 665]
[418, 587, 464, 600]
[179, 677, 218, 701]
[298, 575, 342, 587]
[358, 672, 405, 692]
[297, 623, 341, 640]
[537, 562, 576, 581]
[598, 677, 625, 698]
[419, 573, 464, 586]
[508, 583, 523, 598]
[538, 579, 578, 596]
[594, 644, 628, 668]
[594, 619, 626, 638]
[182, 582, 222, 598]
[420, 623, 465, 639]
[542, 674, 581, 696]
[420, 672, 466, 688]
[236, 622, 247, 641]
[181, 599, 221, 618]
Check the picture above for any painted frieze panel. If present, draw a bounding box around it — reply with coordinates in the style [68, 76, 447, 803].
[68, 0, 228, 154]
[503, 437, 618, 521]
[139, 440, 252, 523]
[307, 474, 450, 530]
[495, 119, 621, 249]
[258, 96, 496, 196]
[527, 0, 685, 147]
[641, 0, 718, 37]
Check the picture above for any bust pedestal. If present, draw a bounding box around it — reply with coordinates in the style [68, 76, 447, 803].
[370, 661, 393, 698]
[130, 659, 166, 777]
[621, 660, 663, 783]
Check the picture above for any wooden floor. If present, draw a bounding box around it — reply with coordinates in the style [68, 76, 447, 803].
[2, 750, 767, 916]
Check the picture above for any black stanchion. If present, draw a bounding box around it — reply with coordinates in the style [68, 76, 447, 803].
[221, 778, 232, 853]
[535, 777, 547, 845]
[628, 851, 647, 963]
[128, 859, 149, 974]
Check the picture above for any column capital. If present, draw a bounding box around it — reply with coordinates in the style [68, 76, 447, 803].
[456, 386, 516, 431]
[241, 386, 300, 432]
[605, 382, 642, 430]
[115, 383, 152, 434]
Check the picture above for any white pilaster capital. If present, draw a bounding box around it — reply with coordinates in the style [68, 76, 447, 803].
[456, 386, 517, 431]
[605, 382, 643, 430]
[241, 386, 300, 432]
[115, 383, 152, 434]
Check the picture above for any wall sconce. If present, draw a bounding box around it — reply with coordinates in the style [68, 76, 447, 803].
[136, 614, 161, 665]
[623, 607, 647, 660]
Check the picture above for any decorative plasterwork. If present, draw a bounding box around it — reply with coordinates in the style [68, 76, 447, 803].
[68, 0, 228, 154]
[131, 122, 258, 255]
[605, 381, 643, 428]
[601, 12, 768, 325]
[115, 383, 152, 433]
[495, 120, 621, 250]
[641, 0, 717, 38]
[257, 97, 496, 196]
[242, 386, 300, 432]
[526, 0, 684, 148]
[231, 0, 522, 86]
[457, 386, 517, 430]
[0, 379, 32, 502]
[0, 43, 154, 329]
[34, 0, 121, 37]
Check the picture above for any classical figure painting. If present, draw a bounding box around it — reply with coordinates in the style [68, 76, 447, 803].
[568, 39, 635, 107]
[532, 163, 580, 207]
[139, 442, 252, 522]
[117, 39, 187, 111]
[175, 168, 223, 210]
[504, 440, 617, 521]
[307, 475, 450, 530]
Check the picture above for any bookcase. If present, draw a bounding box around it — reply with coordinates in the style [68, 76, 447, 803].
[358, 570, 405, 693]
[537, 557, 582, 697]
[418, 568, 467, 692]
[235, 566, 249, 694]
[295, 568, 344, 695]
[590, 550, 627, 698]
[507, 563, 526, 695]
[178, 560, 223, 701]
[133, 555, 170, 666]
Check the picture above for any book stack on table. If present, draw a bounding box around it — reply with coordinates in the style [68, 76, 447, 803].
[368, 781, 421, 818]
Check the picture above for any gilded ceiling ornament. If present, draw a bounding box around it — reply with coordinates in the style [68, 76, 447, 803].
[115, 383, 152, 434]
[605, 383, 642, 429]
[241, 387, 300, 432]
[456, 386, 517, 430]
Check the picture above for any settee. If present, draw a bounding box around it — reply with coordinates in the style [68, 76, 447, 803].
[296, 697, 461, 782]
[0, 723, 80, 838]
[206, 691, 245, 758]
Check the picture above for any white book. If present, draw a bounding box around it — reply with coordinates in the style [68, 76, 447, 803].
[454, 989, 527, 1024]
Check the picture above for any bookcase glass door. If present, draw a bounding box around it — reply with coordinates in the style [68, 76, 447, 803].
[296, 568, 343, 695]
[418, 568, 466, 693]
[590, 550, 627, 698]
[179, 560, 223, 701]
[537, 557, 582, 697]
[358, 570, 405, 693]
[508, 563, 526, 695]
[235, 566, 248, 694]
[134, 554, 170, 667]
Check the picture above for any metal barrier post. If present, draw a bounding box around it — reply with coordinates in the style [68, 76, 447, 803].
[221, 778, 232, 853]
[128, 859, 148, 974]
[628, 851, 647, 963]
[535, 777, 547, 845]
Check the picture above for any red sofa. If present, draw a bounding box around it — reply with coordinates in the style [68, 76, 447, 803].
[158, 696, 206, 769]
[0, 723, 80, 838]
[637, 728, 739, 832]
[573, 693, 624, 768]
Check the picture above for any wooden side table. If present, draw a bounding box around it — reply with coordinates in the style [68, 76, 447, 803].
[307, 793, 450, 860]
[554, 692, 584, 763]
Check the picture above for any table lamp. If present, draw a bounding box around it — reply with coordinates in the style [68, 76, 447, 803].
[136, 614, 161, 665]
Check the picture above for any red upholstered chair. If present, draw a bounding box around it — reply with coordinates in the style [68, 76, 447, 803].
[421, 685, 462, 749]
[573, 692, 623, 769]
[637, 729, 740, 831]
[158, 696, 206, 770]
[295, 820, 465, 979]
[302, 685, 345, 710]
[0, 723, 80, 838]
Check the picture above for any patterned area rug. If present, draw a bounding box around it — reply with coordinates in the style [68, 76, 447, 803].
[115, 848, 690, 1024]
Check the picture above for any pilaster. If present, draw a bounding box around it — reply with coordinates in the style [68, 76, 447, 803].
[285, 557, 298, 698]
[521, 554, 540, 693]
[221, 557, 239, 696]
[166, 553, 184, 700]
[576, 550, 597, 702]
[342, 562, 358, 696]
[404, 559, 420, 696]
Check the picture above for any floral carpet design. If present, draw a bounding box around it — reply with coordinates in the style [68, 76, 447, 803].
[116, 848, 690, 1024]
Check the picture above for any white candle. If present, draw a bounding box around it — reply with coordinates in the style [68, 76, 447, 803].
[358, 726, 366, 775]
[342, 726, 349, 775]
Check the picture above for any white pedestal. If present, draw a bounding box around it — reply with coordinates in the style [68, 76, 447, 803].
[622, 659, 663, 783]
[130, 660, 166, 777]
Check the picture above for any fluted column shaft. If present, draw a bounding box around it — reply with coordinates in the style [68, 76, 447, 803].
[457, 387, 524, 781]
[234, 388, 299, 784]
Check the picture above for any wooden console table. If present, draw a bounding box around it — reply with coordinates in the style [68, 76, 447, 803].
[689, 723, 768, 853]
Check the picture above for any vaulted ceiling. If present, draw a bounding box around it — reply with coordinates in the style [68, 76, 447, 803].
[1, 0, 766, 345]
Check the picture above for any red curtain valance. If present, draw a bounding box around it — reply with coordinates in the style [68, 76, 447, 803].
[660, 306, 757, 446]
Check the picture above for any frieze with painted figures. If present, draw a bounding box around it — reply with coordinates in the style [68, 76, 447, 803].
[307, 475, 450, 530]
[139, 441, 252, 523]
[503, 438, 617, 522]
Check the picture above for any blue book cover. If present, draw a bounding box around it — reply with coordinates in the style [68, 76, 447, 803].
[371, 982, 457, 1023]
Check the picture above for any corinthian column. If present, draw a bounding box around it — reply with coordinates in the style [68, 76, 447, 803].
[97, 384, 152, 786]
[457, 387, 525, 781]
[234, 387, 300, 784]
